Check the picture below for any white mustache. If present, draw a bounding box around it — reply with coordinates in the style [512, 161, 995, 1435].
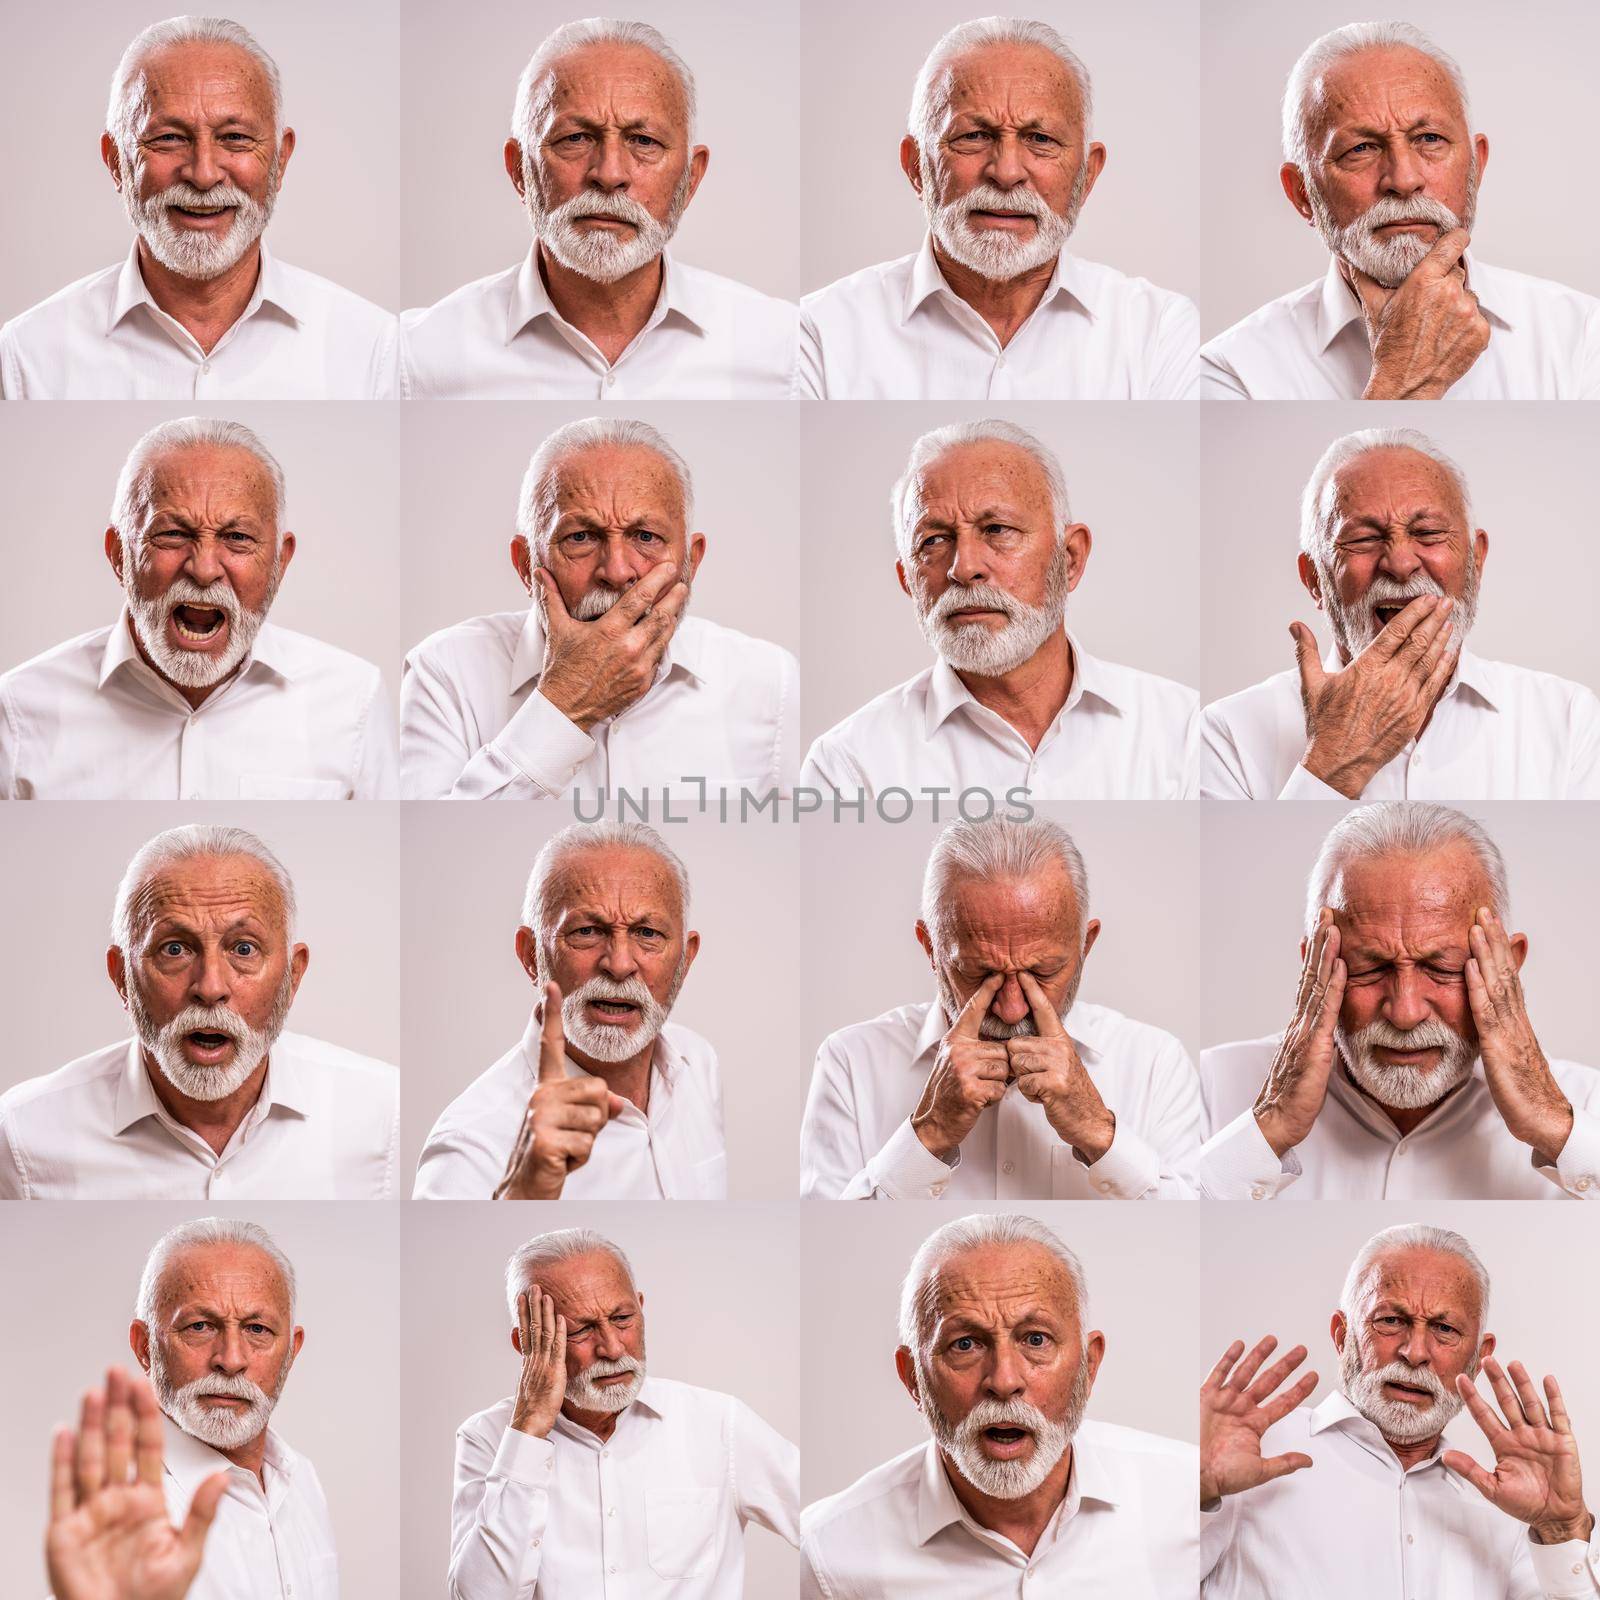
[952, 183, 1053, 224]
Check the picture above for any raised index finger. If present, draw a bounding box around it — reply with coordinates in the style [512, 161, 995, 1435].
[537, 981, 567, 1082]
[131, 1373, 167, 1488]
[1017, 971, 1065, 1037]
[949, 971, 1005, 1039]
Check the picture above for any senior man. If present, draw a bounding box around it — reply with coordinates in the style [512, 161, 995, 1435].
[799, 18, 1198, 399]
[0, 416, 398, 799]
[402, 19, 797, 399]
[1202, 1223, 1599, 1596]
[400, 416, 798, 802]
[1190, 803, 1600, 1200]
[1201, 428, 1600, 799]
[801, 419, 1197, 801]
[0, 17, 396, 399]
[800, 816, 1202, 1199]
[415, 821, 725, 1199]
[0, 824, 398, 1198]
[450, 1227, 798, 1596]
[802, 1212, 1196, 1596]
[1201, 21, 1600, 400]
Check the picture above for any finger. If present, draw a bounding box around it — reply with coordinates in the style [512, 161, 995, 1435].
[537, 981, 566, 1082]
[1244, 1345, 1311, 1405]
[1476, 907, 1514, 975]
[519, 1289, 533, 1360]
[1260, 1452, 1315, 1483]
[1371, 594, 1442, 659]
[1401, 601, 1455, 668]
[1313, 957, 1346, 1045]
[605, 1091, 627, 1119]
[1419, 632, 1458, 701]
[1017, 971, 1066, 1037]
[950, 972, 1005, 1039]
[1546, 1375, 1573, 1436]
[612, 562, 680, 625]
[1294, 915, 1331, 1012]
[1345, 259, 1391, 317]
[532, 568, 572, 625]
[539, 1291, 556, 1356]
[553, 1312, 567, 1373]
[546, 1128, 599, 1167]
[1259, 1370, 1320, 1427]
[1440, 1448, 1498, 1500]
[1203, 1339, 1247, 1393]
[1289, 621, 1325, 696]
[1483, 1357, 1527, 1427]
[1415, 226, 1471, 279]
[549, 1099, 611, 1134]
[131, 1375, 166, 1489]
[180, 1470, 230, 1560]
[49, 1427, 76, 1522]
[1226, 1335, 1282, 1393]
[1456, 1372, 1511, 1443]
[1465, 954, 1495, 1032]
[104, 1367, 134, 1486]
[1506, 1361, 1548, 1430]
[75, 1387, 106, 1496]
[643, 580, 691, 636]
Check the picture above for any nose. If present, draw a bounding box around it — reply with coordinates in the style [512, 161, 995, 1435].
[1377, 536, 1422, 582]
[985, 130, 1029, 190]
[189, 945, 233, 1009]
[949, 529, 991, 586]
[588, 130, 630, 192]
[212, 1326, 248, 1376]
[595, 536, 643, 593]
[991, 973, 1029, 1028]
[1378, 141, 1425, 199]
[598, 932, 638, 981]
[1398, 1323, 1432, 1369]
[594, 1321, 627, 1362]
[183, 537, 227, 588]
[184, 131, 225, 192]
[1382, 966, 1431, 1032]
[984, 1341, 1026, 1402]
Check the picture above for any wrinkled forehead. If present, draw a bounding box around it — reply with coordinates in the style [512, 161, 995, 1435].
[545, 845, 683, 925]
[1330, 448, 1468, 535]
[1330, 844, 1488, 947]
[157, 1242, 291, 1321]
[550, 444, 686, 530]
[539, 41, 688, 132]
[129, 39, 277, 129]
[1354, 1246, 1482, 1327]
[1307, 44, 1467, 144]
[929, 1241, 1078, 1329]
[911, 441, 1056, 527]
[942, 863, 1079, 949]
[129, 854, 288, 940]
[137, 444, 278, 532]
[529, 1249, 638, 1316]
[932, 41, 1082, 132]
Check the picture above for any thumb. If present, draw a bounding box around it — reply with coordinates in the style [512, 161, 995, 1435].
[1416, 226, 1470, 280]
[1259, 1451, 1314, 1484]
[533, 569, 571, 627]
[1342, 258, 1390, 317]
[180, 1469, 229, 1558]
[1290, 623, 1324, 691]
[605, 1092, 627, 1120]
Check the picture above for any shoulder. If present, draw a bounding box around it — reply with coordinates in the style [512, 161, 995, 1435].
[0, 263, 123, 340]
[1202, 666, 1300, 725]
[1546, 1058, 1600, 1102]
[273, 259, 396, 333]
[1199, 1034, 1282, 1079]
[1080, 1417, 1198, 1467]
[679, 615, 796, 679]
[1474, 260, 1600, 319]
[1084, 653, 1199, 717]
[1072, 999, 1187, 1062]
[801, 254, 917, 320]
[278, 1030, 397, 1088]
[400, 263, 520, 335]
[1, 626, 114, 697]
[660, 1020, 719, 1081]
[1201, 279, 1325, 358]
[818, 1003, 929, 1064]
[0, 1040, 127, 1116]
[811, 668, 936, 749]
[404, 611, 524, 674]
[456, 1395, 517, 1447]
[674, 260, 797, 324]
[258, 624, 383, 690]
[1068, 256, 1197, 320]
[1472, 655, 1599, 711]
[802, 1442, 924, 1541]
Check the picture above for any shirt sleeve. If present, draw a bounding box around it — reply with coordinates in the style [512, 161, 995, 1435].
[413, 1116, 503, 1200]
[0, 325, 20, 400]
[1563, 689, 1600, 799]
[799, 1544, 835, 1600]
[1536, 1104, 1600, 1200]
[798, 735, 869, 805]
[1178, 1107, 1301, 1200]
[1198, 349, 1249, 399]
[1200, 1497, 1240, 1582]
[731, 1399, 800, 1547]
[773, 647, 802, 798]
[795, 312, 825, 400]
[0, 1109, 26, 1199]
[1199, 702, 1257, 800]
[1278, 763, 1353, 800]
[1148, 293, 1201, 400]
[1512, 1524, 1600, 1599]
[0, 683, 20, 799]
[369, 317, 401, 401]
[1577, 303, 1600, 402]
[1089, 1036, 1205, 1200]
[447, 1421, 552, 1600]
[353, 672, 400, 799]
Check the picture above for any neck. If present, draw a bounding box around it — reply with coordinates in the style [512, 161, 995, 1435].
[142, 1052, 269, 1156]
[930, 239, 1058, 347]
[1383, 1427, 1443, 1472]
[938, 1442, 1072, 1559]
[124, 612, 236, 710]
[537, 243, 664, 363]
[568, 1042, 654, 1114]
[135, 240, 263, 355]
[953, 628, 1073, 750]
[1337, 1057, 1465, 1138]
[562, 1398, 626, 1442]
[217, 1427, 270, 1484]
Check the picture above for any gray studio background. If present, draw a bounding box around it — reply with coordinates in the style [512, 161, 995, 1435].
[0, 1200, 400, 1595]
[400, 807, 803, 1198]
[1202, 1200, 1600, 1478]
[1199, 802, 1600, 1065]
[0, 801, 401, 1091]
[800, 402, 1200, 746]
[0, 0, 401, 316]
[399, 401, 800, 676]
[1200, 403, 1600, 704]
[1201, 0, 1600, 336]
[398, 0, 801, 307]
[801, 1200, 1201, 1503]
[0, 403, 405, 715]
[800, 0, 1201, 301]
[400, 1201, 800, 1599]
[801, 801, 1203, 1075]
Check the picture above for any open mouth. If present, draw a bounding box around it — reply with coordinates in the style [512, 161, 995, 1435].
[980, 1425, 1034, 1457]
[172, 605, 227, 642]
[1384, 1380, 1434, 1403]
[588, 999, 640, 1024]
[168, 204, 237, 226]
[184, 1030, 236, 1063]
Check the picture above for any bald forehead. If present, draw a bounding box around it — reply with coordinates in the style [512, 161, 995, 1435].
[129, 854, 288, 941]
[546, 844, 682, 919]
[914, 441, 1056, 525]
[140, 443, 278, 529]
[1308, 44, 1467, 143]
[937, 41, 1083, 129]
[132, 39, 276, 126]
[930, 1241, 1077, 1324]
[1355, 1245, 1483, 1324]
[542, 41, 689, 132]
[156, 1241, 290, 1319]
[1334, 842, 1489, 921]
[1332, 448, 1467, 530]
[551, 443, 685, 527]
[946, 861, 1079, 934]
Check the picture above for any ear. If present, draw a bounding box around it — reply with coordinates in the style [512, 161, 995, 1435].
[275, 127, 296, 183]
[1473, 133, 1489, 180]
[130, 1321, 152, 1372]
[1330, 1310, 1348, 1353]
[289, 1325, 305, 1361]
[275, 531, 297, 579]
[686, 532, 707, 577]
[899, 136, 923, 196]
[915, 919, 937, 968]
[1509, 932, 1529, 973]
[1062, 524, 1092, 592]
[1477, 1330, 1496, 1366]
[683, 144, 710, 207]
[1281, 162, 1315, 225]
[287, 943, 310, 999]
[504, 138, 527, 198]
[102, 133, 125, 191]
[1081, 1329, 1106, 1396]
[108, 945, 131, 1010]
[515, 926, 540, 981]
[106, 526, 127, 583]
[1079, 142, 1107, 203]
[895, 558, 912, 599]
[894, 1345, 923, 1408]
[680, 928, 701, 976]
[1081, 917, 1102, 962]
[511, 1325, 524, 1356]
[1472, 527, 1488, 578]
[512, 536, 533, 592]
[1297, 551, 1326, 612]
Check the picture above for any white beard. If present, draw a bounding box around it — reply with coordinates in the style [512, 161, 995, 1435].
[1324, 559, 1478, 664]
[1341, 1344, 1466, 1444]
[566, 1355, 645, 1413]
[1308, 164, 1477, 289]
[123, 163, 278, 280]
[922, 1358, 1089, 1499]
[149, 1346, 287, 1451]
[125, 572, 275, 690]
[1337, 1015, 1476, 1111]
[526, 165, 692, 285]
[915, 543, 1069, 676]
[923, 158, 1085, 282]
[129, 973, 295, 1102]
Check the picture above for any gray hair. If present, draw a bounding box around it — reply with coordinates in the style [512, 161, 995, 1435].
[505, 1227, 637, 1321]
[511, 17, 697, 154]
[1339, 1222, 1491, 1331]
[112, 824, 297, 954]
[1305, 802, 1509, 937]
[1300, 427, 1471, 566]
[517, 417, 694, 563]
[135, 1217, 298, 1328]
[107, 16, 284, 159]
[1282, 21, 1469, 170]
[111, 416, 287, 553]
[891, 419, 1071, 561]
[520, 821, 690, 938]
[922, 816, 1089, 954]
[909, 17, 1093, 151]
[898, 1212, 1090, 1357]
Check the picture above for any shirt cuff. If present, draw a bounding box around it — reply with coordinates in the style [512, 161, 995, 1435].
[1279, 763, 1351, 800]
[864, 1119, 960, 1199]
[1189, 1111, 1299, 1199]
[1545, 1105, 1600, 1198]
[1078, 1120, 1159, 1198]
[488, 691, 597, 795]
[492, 1425, 556, 1485]
[1525, 1529, 1600, 1596]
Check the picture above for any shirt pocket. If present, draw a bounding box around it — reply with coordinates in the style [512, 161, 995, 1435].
[237, 774, 348, 799]
[644, 1486, 722, 1578]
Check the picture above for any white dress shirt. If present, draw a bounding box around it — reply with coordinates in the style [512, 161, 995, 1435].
[1202, 1392, 1600, 1599]
[1189, 1033, 1600, 1200]
[160, 1418, 339, 1600]
[800, 631, 1198, 801]
[1200, 256, 1600, 400]
[0, 613, 398, 800]
[1201, 649, 1600, 800]
[399, 608, 798, 802]
[448, 1376, 799, 1600]
[801, 1421, 1198, 1599]
[400, 248, 798, 399]
[799, 236, 1200, 399]
[0, 1030, 398, 1199]
[799, 997, 1203, 1200]
[413, 1017, 727, 1200]
[0, 243, 398, 400]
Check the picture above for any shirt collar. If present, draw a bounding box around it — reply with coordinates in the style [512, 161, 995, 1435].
[98, 610, 295, 694]
[903, 233, 1093, 326]
[911, 997, 1105, 1066]
[161, 1413, 291, 1495]
[109, 241, 304, 335]
[913, 1435, 1109, 1547]
[111, 1036, 312, 1137]
[509, 603, 705, 694]
[1314, 251, 1513, 353]
[1310, 1390, 1453, 1471]
[506, 245, 707, 344]
[924, 627, 1121, 737]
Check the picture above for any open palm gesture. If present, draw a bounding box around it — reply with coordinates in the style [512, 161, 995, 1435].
[1200, 1336, 1320, 1503]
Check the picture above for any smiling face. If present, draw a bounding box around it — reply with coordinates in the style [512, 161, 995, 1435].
[106, 40, 290, 279]
[907, 41, 1102, 281]
[1304, 447, 1484, 663]
[136, 1242, 302, 1451]
[901, 1241, 1100, 1500]
[518, 1249, 648, 1416]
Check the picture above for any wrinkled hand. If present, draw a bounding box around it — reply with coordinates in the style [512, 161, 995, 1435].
[1294, 595, 1457, 798]
[533, 563, 690, 733]
[509, 1288, 568, 1439]
[1253, 910, 1346, 1159]
[912, 973, 1009, 1163]
[1007, 972, 1114, 1163]
[46, 1368, 227, 1600]
[1443, 1358, 1593, 1546]
[1200, 1337, 1319, 1504]
[1347, 229, 1491, 400]
[1466, 909, 1573, 1165]
[495, 982, 626, 1200]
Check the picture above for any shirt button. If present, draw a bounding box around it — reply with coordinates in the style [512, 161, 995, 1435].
[1250, 1185, 1267, 1200]
[603, 373, 615, 387]
[1001, 1161, 1015, 1175]
[608, 1566, 618, 1574]
[1407, 1534, 1414, 1544]
[601, 1448, 609, 1458]
[533, 1538, 541, 1548]
[608, 1507, 615, 1517]
[1577, 1176, 1593, 1191]
[930, 1182, 947, 1196]
[201, 360, 211, 373]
